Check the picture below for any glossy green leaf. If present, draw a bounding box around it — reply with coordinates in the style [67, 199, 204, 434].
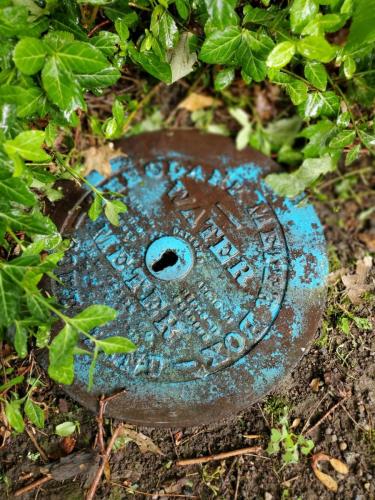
[151, 5, 179, 50]
[0, 177, 36, 206]
[345, 143, 360, 165]
[96, 336, 136, 354]
[199, 26, 241, 64]
[329, 129, 356, 148]
[204, 0, 239, 32]
[343, 56, 356, 79]
[267, 41, 296, 69]
[42, 56, 85, 112]
[130, 48, 172, 83]
[88, 194, 103, 221]
[13, 38, 47, 75]
[297, 36, 336, 62]
[346, 0, 375, 51]
[55, 421, 77, 437]
[286, 80, 308, 105]
[5, 400, 24, 433]
[214, 67, 235, 91]
[175, 0, 189, 20]
[48, 324, 78, 385]
[58, 42, 108, 74]
[4, 131, 51, 162]
[24, 398, 45, 428]
[290, 0, 319, 33]
[237, 30, 273, 82]
[304, 62, 327, 91]
[0, 271, 19, 327]
[14, 321, 28, 358]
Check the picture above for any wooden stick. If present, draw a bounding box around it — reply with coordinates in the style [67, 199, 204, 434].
[25, 426, 49, 463]
[85, 424, 124, 500]
[304, 397, 348, 436]
[176, 446, 263, 466]
[14, 475, 52, 497]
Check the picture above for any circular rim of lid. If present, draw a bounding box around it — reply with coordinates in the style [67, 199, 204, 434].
[44, 130, 328, 428]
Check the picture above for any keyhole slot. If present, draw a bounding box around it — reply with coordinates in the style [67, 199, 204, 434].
[152, 250, 178, 272]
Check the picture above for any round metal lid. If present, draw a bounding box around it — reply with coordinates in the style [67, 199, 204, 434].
[49, 130, 328, 427]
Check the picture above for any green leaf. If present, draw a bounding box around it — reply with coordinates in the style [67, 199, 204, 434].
[115, 18, 130, 45]
[175, 0, 189, 20]
[286, 80, 308, 105]
[301, 13, 346, 36]
[343, 56, 356, 79]
[329, 129, 356, 148]
[90, 31, 120, 56]
[199, 26, 241, 64]
[13, 37, 47, 75]
[77, 66, 121, 90]
[345, 0, 375, 52]
[88, 194, 103, 221]
[48, 324, 79, 385]
[214, 67, 235, 91]
[290, 0, 319, 33]
[5, 400, 24, 433]
[58, 41, 108, 74]
[345, 144, 360, 166]
[0, 271, 19, 327]
[0, 177, 36, 206]
[0, 376, 24, 394]
[267, 41, 296, 69]
[204, 0, 239, 32]
[55, 421, 77, 437]
[302, 91, 340, 118]
[70, 304, 117, 332]
[237, 30, 273, 82]
[4, 131, 51, 162]
[130, 48, 172, 83]
[14, 321, 28, 358]
[26, 294, 49, 321]
[24, 398, 45, 429]
[297, 36, 336, 62]
[104, 199, 127, 226]
[151, 5, 179, 50]
[96, 336, 136, 354]
[0, 211, 54, 236]
[304, 62, 327, 91]
[42, 56, 85, 113]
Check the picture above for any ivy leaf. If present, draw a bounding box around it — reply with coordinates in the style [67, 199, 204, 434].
[77, 66, 121, 90]
[199, 26, 241, 64]
[301, 91, 340, 118]
[204, 0, 239, 32]
[286, 80, 308, 105]
[24, 398, 45, 429]
[48, 324, 79, 385]
[304, 62, 327, 91]
[55, 421, 77, 437]
[175, 0, 189, 20]
[214, 67, 235, 91]
[4, 131, 51, 162]
[297, 36, 336, 63]
[13, 37, 47, 75]
[90, 31, 120, 57]
[345, 144, 360, 166]
[69, 305, 117, 332]
[345, 0, 375, 52]
[151, 5, 179, 50]
[0, 177, 36, 206]
[129, 48, 172, 83]
[104, 199, 127, 226]
[96, 336, 136, 354]
[267, 41, 296, 69]
[237, 30, 273, 82]
[290, 0, 319, 34]
[0, 271, 19, 327]
[42, 56, 85, 112]
[58, 41, 109, 74]
[329, 129, 356, 148]
[5, 400, 25, 433]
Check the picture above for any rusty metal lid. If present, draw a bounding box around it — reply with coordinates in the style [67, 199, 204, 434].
[48, 130, 328, 427]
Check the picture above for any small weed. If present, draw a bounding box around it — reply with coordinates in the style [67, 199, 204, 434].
[267, 408, 314, 465]
[264, 395, 290, 420]
[201, 463, 225, 497]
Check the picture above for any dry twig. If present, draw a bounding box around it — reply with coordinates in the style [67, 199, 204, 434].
[176, 446, 262, 466]
[14, 475, 52, 497]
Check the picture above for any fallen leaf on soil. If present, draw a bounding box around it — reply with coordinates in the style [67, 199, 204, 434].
[341, 256, 373, 304]
[328, 268, 348, 284]
[290, 418, 301, 429]
[178, 92, 220, 112]
[115, 426, 164, 456]
[358, 232, 375, 252]
[82, 144, 123, 178]
[60, 436, 76, 455]
[310, 378, 321, 393]
[311, 452, 349, 493]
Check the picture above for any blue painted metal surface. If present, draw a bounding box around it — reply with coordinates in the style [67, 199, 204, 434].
[50, 131, 328, 427]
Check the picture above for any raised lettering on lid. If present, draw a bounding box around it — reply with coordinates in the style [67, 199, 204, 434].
[45, 130, 328, 427]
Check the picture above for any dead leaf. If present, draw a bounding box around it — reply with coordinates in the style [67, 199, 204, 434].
[328, 268, 348, 284]
[243, 434, 263, 439]
[82, 144, 123, 178]
[103, 459, 111, 482]
[341, 256, 373, 304]
[311, 452, 349, 493]
[310, 378, 321, 393]
[116, 426, 164, 456]
[313, 468, 338, 492]
[329, 458, 349, 475]
[358, 232, 375, 252]
[178, 92, 220, 112]
[60, 436, 76, 455]
[174, 431, 183, 446]
[290, 418, 301, 429]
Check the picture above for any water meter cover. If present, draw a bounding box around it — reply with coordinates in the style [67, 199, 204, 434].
[48, 130, 328, 427]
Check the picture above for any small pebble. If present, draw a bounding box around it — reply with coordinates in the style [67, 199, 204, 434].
[339, 442, 347, 451]
[365, 483, 370, 491]
[331, 434, 337, 443]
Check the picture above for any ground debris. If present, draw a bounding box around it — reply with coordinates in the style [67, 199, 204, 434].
[115, 426, 164, 456]
[311, 452, 349, 492]
[82, 144, 123, 178]
[178, 92, 220, 112]
[341, 256, 373, 304]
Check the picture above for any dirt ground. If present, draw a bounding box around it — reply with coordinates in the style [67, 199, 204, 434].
[0, 79, 374, 500]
